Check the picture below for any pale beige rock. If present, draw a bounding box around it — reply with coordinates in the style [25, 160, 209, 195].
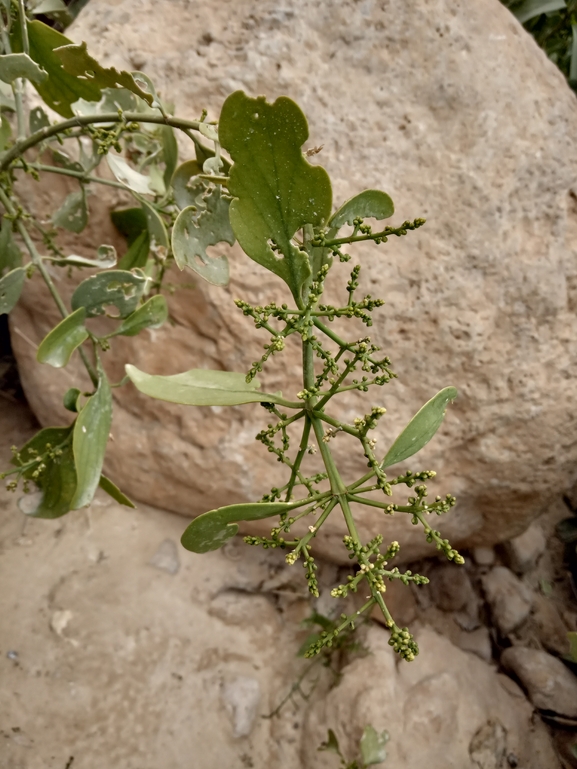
[303, 625, 560, 769]
[501, 647, 577, 718]
[482, 566, 533, 635]
[10, 0, 577, 564]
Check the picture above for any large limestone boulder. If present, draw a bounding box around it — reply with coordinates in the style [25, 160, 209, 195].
[10, 0, 577, 562]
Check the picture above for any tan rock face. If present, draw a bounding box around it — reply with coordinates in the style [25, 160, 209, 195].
[10, 0, 577, 563]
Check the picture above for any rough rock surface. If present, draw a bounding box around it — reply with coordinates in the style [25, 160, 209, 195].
[501, 647, 577, 718]
[10, 0, 577, 562]
[304, 625, 560, 769]
[503, 520, 547, 575]
[481, 566, 533, 635]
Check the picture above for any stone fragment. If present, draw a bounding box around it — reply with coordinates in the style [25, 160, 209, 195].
[455, 626, 493, 663]
[531, 594, 571, 657]
[482, 567, 533, 636]
[472, 547, 496, 567]
[303, 626, 559, 769]
[503, 522, 547, 575]
[500, 646, 577, 718]
[148, 538, 180, 575]
[221, 676, 261, 738]
[10, 0, 577, 565]
[430, 562, 478, 614]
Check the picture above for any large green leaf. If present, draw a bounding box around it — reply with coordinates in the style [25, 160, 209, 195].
[109, 295, 167, 337]
[181, 501, 300, 553]
[125, 364, 285, 406]
[71, 268, 147, 318]
[0, 53, 47, 84]
[329, 190, 394, 229]
[360, 725, 389, 766]
[382, 387, 458, 468]
[0, 267, 26, 314]
[10, 21, 102, 118]
[71, 368, 112, 509]
[172, 189, 235, 286]
[52, 188, 88, 233]
[219, 91, 332, 300]
[15, 426, 77, 519]
[0, 217, 22, 276]
[513, 0, 565, 23]
[99, 474, 135, 508]
[36, 307, 88, 368]
[53, 42, 154, 107]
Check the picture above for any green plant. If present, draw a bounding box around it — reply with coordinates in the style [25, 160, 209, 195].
[0, 1, 463, 662]
[319, 726, 389, 768]
[502, 0, 577, 90]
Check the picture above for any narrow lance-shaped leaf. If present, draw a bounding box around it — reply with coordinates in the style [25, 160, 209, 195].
[99, 474, 135, 508]
[141, 199, 168, 249]
[219, 91, 332, 301]
[0, 217, 22, 276]
[71, 269, 147, 318]
[52, 189, 88, 233]
[329, 190, 394, 229]
[0, 53, 47, 84]
[63, 244, 117, 269]
[111, 207, 148, 244]
[161, 125, 178, 190]
[570, 24, 577, 86]
[118, 230, 150, 270]
[109, 295, 168, 337]
[172, 189, 235, 286]
[512, 0, 565, 24]
[0, 267, 26, 314]
[36, 307, 88, 368]
[14, 426, 77, 519]
[125, 364, 286, 407]
[71, 366, 112, 509]
[53, 42, 154, 106]
[181, 501, 306, 553]
[382, 386, 458, 468]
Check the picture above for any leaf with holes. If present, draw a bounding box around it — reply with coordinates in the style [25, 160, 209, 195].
[36, 307, 88, 368]
[14, 426, 77, 519]
[171, 160, 206, 210]
[181, 501, 302, 553]
[71, 367, 112, 509]
[29, 105, 50, 134]
[71, 269, 147, 318]
[219, 91, 332, 300]
[0, 53, 47, 84]
[0, 267, 26, 314]
[125, 364, 285, 407]
[64, 244, 117, 269]
[382, 386, 458, 468]
[172, 189, 234, 286]
[52, 189, 88, 233]
[10, 21, 102, 117]
[109, 295, 168, 337]
[54, 42, 154, 107]
[329, 190, 394, 229]
[360, 725, 389, 766]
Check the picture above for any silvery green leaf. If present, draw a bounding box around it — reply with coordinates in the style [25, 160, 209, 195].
[109, 294, 168, 337]
[52, 188, 88, 233]
[329, 190, 394, 229]
[36, 307, 88, 368]
[0, 267, 26, 314]
[107, 152, 154, 194]
[29, 105, 50, 134]
[71, 268, 147, 318]
[382, 386, 458, 468]
[171, 159, 206, 210]
[64, 244, 117, 269]
[360, 725, 389, 766]
[0, 52, 48, 84]
[125, 364, 285, 407]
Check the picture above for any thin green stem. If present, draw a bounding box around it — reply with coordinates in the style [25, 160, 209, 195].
[312, 410, 359, 438]
[0, 112, 202, 172]
[26, 162, 130, 190]
[347, 493, 391, 511]
[285, 416, 311, 502]
[17, 0, 29, 56]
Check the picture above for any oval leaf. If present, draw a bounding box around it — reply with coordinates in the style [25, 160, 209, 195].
[117, 230, 150, 270]
[0, 52, 47, 84]
[99, 474, 135, 508]
[0, 266, 26, 314]
[172, 193, 234, 286]
[181, 501, 300, 553]
[110, 295, 168, 337]
[382, 386, 458, 468]
[14, 426, 77, 519]
[71, 369, 112, 509]
[329, 190, 394, 229]
[71, 269, 147, 318]
[52, 189, 88, 233]
[125, 364, 284, 407]
[36, 307, 88, 368]
[219, 91, 332, 300]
